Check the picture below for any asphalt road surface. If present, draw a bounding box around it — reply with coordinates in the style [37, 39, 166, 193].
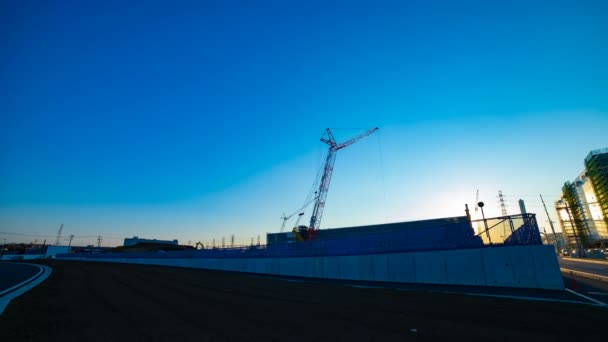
[1, 261, 607, 341]
[559, 257, 608, 277]
[0, 262, 41, 293]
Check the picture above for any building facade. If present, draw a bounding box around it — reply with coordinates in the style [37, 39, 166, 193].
[585, 148, 608, 229]
[556, 148, 608, 249]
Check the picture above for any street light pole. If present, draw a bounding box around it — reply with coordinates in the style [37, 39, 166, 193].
[478, 201, 491, 245]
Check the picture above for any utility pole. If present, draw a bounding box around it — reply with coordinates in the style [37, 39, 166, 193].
[55, 223, 64, 246]
[475, 190, 479, 215]
[540, 194, 560, 251]
[97, 236, 102, 248]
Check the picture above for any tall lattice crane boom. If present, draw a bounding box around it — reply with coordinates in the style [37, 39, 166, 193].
[308, 127, 378, 232]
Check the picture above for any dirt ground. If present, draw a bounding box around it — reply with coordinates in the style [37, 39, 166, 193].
[1, 260, 606, 341]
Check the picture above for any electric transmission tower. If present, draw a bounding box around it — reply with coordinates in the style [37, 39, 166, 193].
[498, 190, 509, 216]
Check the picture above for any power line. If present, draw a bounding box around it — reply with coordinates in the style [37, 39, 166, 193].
[0, 232, 56, 238]
[0, 231, 124, 239]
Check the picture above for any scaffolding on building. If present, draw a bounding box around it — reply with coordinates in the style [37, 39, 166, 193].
[585, 148, 608, 230]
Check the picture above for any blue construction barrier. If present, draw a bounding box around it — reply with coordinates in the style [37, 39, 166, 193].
[58, 214, 541, 260]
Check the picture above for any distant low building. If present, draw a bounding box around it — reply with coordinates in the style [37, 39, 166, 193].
[123, 236, 178, 247]
[541, 231, 566, 249]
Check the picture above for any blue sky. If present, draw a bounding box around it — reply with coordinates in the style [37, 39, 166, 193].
[1, 1, 607, 246]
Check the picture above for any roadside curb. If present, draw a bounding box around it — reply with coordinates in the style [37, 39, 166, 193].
[560, 267, 608, 283]
[561, 257, 608, 265]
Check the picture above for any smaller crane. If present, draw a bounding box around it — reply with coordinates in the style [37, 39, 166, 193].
[280, 212, 296, 233]
[280, 197, 317, 232]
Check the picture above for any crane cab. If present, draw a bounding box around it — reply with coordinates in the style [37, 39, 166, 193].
[291, 226, 317, 242]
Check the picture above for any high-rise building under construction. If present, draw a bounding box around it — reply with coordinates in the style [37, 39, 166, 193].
[556, 148, 608, 249]
[585, 148, 608, 229]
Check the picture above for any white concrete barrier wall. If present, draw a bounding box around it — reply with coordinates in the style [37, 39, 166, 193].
[58, 245, 564, 290]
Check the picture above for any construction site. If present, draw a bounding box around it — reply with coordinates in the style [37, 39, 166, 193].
[36, 128, 559, 292]
[3, 1, 608, 340]
[2, 129, 608, 342]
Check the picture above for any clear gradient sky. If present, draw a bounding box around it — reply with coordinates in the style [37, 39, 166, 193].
[1, 1, 607, 246]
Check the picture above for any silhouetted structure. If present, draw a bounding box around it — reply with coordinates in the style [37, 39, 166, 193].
[123, 236, 178, 247]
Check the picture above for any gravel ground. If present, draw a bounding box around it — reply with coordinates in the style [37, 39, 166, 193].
[0, 260, 606, 341]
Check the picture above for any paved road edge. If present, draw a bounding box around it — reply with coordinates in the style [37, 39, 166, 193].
[0, 263, 52, 315]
